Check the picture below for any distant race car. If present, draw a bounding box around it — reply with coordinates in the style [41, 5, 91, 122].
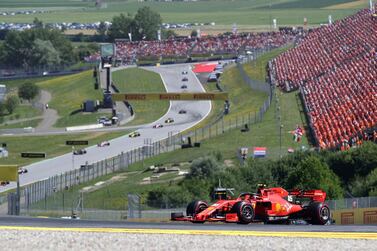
[97, 141, 110, 147]
[18, 168, 28, 174]
[73, 149, 87, 155]
[171, 185, 331, 225]
[165, 118, 174, 123]
[153, 124, 164, 128]
[182, 71, 188, 75]
[181, 84, 188, 89]
[178, 109, 187, 114]
[129, 131, 141, 138]
[182, 77, 188, 82]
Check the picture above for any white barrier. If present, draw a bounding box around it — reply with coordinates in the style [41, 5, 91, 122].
[66, 124, 104, 132]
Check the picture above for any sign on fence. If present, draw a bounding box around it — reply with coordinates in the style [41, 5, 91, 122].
[66, 140, 89, 146]
[21, 152, 46, 158]
[112, 92, 229, 101]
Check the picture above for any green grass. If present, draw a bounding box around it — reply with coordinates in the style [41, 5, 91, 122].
[112, 67, 169, 126]
[0, 76, 54, 90]
[0, 104, 42, 127]
[38, 70, 107, 128]
[243, 46, 294, 81]
[0, 131, 127, 166]
[0, 0, 367, 26]
[0, 118, 42, 129]
[221, 65, 268, 122]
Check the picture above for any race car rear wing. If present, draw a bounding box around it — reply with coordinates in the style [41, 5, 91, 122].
[288, 189, 326, 202]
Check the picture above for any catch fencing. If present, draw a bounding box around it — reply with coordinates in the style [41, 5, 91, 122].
[6, 48, 275, 218]
[327, 196, 377, 211]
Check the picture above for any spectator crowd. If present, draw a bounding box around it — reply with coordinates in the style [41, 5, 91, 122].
[113, 31, 299, 63]
[271, 6, 377, 150]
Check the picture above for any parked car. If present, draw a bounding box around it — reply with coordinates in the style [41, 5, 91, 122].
[182, 77, 188, 81]
[178, 109, 187, 114]
[153, 124, 164, 128]
[181, 84, 188, 89]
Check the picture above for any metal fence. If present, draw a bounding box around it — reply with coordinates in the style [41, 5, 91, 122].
[327, 196, 377, 211]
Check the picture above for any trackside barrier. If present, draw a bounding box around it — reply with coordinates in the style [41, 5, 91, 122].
[332, 207, 377, 225]
[66, 124, 104, 131]
[9, 48, 275, 217]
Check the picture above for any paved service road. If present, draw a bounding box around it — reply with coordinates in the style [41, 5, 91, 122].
[0, 64, 211, 192]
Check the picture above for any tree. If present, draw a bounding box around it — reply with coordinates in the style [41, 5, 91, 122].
[97, 21, 107, 36]
[162, 29, 177, 40]
[18, 82, 40, 101]
[190, 30, 198, 38]
[287, 156, 343, 199]
[187, 155, 223, 180]
[33, 17, 43, 29]
[30, 39, 61, 68]
[4, 95, 19, 114]
[108, 13, 135, 41]
[134, 7, 162, 40]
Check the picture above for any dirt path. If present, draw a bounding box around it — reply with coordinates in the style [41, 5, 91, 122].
[35, 90, 59, 132]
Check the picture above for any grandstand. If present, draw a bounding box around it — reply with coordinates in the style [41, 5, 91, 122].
[271, 6, 377, 150]
[113, 31, 300, 64]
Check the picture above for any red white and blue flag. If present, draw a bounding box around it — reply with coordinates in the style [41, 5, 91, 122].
[253, 147, 267, 157]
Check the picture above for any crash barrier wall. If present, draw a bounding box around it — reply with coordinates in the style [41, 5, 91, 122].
[332, 207, 377, 225]
[12, 49, 274, 217]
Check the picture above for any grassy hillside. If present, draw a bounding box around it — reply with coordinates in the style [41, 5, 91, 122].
[38, 70, 107, 128]
[112, 67, 169, 126]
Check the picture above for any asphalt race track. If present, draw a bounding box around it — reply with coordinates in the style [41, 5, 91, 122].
[0, 64, 211, 193]
[0, 216, 376, 250]
[1, 216, 377, 234]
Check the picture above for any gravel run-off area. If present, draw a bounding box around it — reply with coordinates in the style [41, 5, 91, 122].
[1, 230, 377, 251]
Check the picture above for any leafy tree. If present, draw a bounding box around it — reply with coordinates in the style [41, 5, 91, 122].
[31, 39, 61, 68]
[162, 29, 177, 40]
[33, 17, 43, 29]
[97, 21, 107, 36]
[4, 95, 19, 114]
[18, 82, 40, 101]
[287, 155, 342, 199]
[190, 30, 198, 37]
[187, 155, 223, 179]
[134, 7, 162, 40]
[0, 102, 6, 116]
[108, 13, 135, 41]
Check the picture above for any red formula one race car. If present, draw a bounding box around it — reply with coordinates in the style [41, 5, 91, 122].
[171, 185, 331, 225]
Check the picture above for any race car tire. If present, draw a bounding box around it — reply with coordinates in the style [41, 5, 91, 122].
[308, 202, 330, 225]
[232, 201, 254, 224]
[186, 200, 208, 217]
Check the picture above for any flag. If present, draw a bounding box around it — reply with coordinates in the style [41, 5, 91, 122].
[328, 15, 332, 25]
[128, 32, 132, 42]
[197, 29, 201, 38]
[303, 17, 307, 26]
[273, 19, 277, 29]
[253, 147, 267, 158]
